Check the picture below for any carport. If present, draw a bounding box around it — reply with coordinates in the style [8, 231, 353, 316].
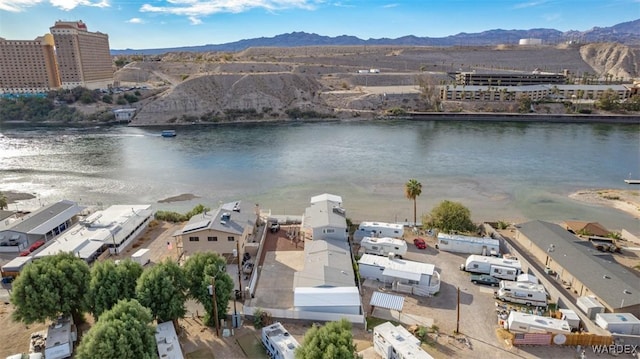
[369, 291, 404, 316]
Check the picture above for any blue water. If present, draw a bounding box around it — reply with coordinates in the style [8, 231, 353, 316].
[0, 120, 638, 230]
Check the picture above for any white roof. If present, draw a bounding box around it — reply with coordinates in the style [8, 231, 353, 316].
[361, 236, 407, 246]
[500, 281, 546, 293]
[437, 233, 499, 246]
[359, 254, 435, 276]
[132, 248, 150, 257]
[358, 221, 403, 231]
[310, 193, 342, 204]
[595, 313, 640, 325]
[36, 204, 152, 259]
[262, 322, 300, 359]
[294, 286, 360, 307]
[508, 311, 571, 333]
[559, 309, 580, 321]
[374, 322, 434, 359]
[155, 321, 184, 359]
[466, 254, 522, 270]
[1, 255, 33, 271]
[517, 273, 539, 284]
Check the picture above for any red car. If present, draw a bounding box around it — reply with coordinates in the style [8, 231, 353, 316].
[29, 240, 45, 252]
[413, 237, 427, 249]
[19, 250, 31, 256]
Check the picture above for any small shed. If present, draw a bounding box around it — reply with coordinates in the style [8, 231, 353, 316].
[576, 296, 605, 320]
[1, 255, 33, 278]
[595, 313, 640, 335]
[294, 287, 361, 315]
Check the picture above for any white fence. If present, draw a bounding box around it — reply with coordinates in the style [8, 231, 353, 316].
[244, 305, 365, 324]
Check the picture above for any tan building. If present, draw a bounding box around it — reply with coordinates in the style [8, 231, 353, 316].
[174, 201, 258, 260]
[50, 20, 113, 90]
[0, 34, 61, 94]
[515, 220, 640, 317]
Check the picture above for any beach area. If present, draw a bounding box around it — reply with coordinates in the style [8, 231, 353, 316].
[4, 188, 639, 223]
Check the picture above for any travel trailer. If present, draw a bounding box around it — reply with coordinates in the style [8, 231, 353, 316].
[436, 233, 499, 255]
[495, 281, 548, 307]
[460, 254, 521, 280]
[354, 221, 404, 242]
[360, 236, 407, 258]
[261, 322, 300, 359]
[373, 322, 434, 359]
[507, 311, 571, 334]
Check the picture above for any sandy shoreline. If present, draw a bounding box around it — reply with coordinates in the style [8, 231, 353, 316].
[568, 188, 640, 219]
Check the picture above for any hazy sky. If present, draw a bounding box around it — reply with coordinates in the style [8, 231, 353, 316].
[0, 0, 638, 50]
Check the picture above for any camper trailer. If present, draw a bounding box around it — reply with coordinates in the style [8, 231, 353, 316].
[354, 222, 404, 242]
[373, 322, 434, 359]
[460, 254, 521, 280]
[131, 248, 151, 266]
[360, 237, 407, 258]
[436, 233, 499, 255]
[576, 296, 605, 320]
[507, 311, 571, 334]
[44, 317, 76, 359]
[495, 281, 548, 307]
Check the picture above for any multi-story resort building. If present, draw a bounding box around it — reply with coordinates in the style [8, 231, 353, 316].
[0, 34, 61, 94]
[1, 20, 113, 95]
[50, 20, 113, 90]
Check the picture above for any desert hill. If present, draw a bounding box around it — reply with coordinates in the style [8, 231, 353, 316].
[114, 43, 640, 125]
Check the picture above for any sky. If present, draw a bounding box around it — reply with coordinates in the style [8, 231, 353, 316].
[0, 0, 638, 50]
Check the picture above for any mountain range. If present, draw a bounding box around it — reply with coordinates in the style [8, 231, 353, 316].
[111, 19, 640, 56]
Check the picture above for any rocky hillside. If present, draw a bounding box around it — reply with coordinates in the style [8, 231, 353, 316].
[114, 43, 639, 125]
[580, 43, 640, 80]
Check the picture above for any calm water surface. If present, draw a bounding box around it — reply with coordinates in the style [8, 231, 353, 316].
[0, 120, 638, 230]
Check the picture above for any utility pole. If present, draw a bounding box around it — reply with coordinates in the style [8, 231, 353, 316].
[211, 276, 220, 337]
[456, 286, 460, 334]
[233, 239, 242, 328]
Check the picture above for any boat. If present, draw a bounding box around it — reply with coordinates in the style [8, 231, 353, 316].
[161, 130, 176, 137]
[624, 179, 640, 184]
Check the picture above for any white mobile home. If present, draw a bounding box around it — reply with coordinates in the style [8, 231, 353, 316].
[595, 313, 640, 335]
[507, 311, 571, 334]
[436, 233, 499, 255]
[373, 322, 434, 359]
[358, 254, 440, 296]
[354, 222, 403, 242]
[461, 254, 521, 280]
[495, 281, 548, 307]
[155, 321, 184, 359]
[44, 317, 76, 359]
[360, 237, 407, 258]
[261, 322, 300, 359]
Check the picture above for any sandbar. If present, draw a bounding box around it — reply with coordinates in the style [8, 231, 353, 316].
[569, 188, 640, 218]
[157, 193, 200, 203]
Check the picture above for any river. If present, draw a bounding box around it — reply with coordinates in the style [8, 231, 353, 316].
[0, 120, 638, 231]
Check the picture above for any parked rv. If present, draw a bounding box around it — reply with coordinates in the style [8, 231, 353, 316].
[460, 254, 521, 281]
[354, 221, 404, 242]
[507, 311, 571, 334]
[360, 236, 407, 258]
[436, 233, 499, 255]
[494, 281, 548, 307]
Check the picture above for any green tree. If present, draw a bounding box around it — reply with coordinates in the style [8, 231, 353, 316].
[136, 259, 187, 323]
[75, 299, 158, 359]
[11, 252, 90, 324]
[183, 252, 233, 327]
[295, 319, 358, 359]
[404, 179, 422, 226]
[0, 192, 7, 210]
[517, 94, 532, 113]
[426, 200, 476, 233]
[86, 259, 144, 318]
[596, 89, 620, 111]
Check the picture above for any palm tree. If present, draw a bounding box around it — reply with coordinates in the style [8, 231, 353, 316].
[0, 192, 7, 210]
[404, 179, 422, 226]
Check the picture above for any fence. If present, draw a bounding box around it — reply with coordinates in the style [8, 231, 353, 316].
[244, 305, 365, 325]
[511, 332, 613, 347]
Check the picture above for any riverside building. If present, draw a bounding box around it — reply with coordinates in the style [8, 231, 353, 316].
[50, 20, 113, 90]
[0, 34, 61, 95]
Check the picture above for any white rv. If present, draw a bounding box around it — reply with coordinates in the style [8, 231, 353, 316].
[507, 311, 571, 334]
[354, 222, 404, 242]
[436, 233, 499, 255]
[360, 237, 407, 258]
[460, 254, 521, 280]
[261, 322, 300, 359]
[373, 322, 434, 359]
[495, 281, 548, 307]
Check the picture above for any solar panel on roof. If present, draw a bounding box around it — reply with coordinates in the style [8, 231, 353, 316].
[182, 220, 211, 233]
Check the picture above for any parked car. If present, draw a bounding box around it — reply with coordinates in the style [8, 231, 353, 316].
[470, 273, 500, 287]
[413, 237, 427, 249]
[19, 250, 31, 257]
[270, 222, 280, 233]
[29, 240, 45, 252]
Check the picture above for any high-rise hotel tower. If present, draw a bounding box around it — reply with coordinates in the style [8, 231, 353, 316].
[0, 34, 61, 94]
[49, 20, 113, 90]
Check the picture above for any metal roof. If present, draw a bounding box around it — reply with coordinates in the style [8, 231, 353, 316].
[370, 291, 405, 312]
[517, 220, 640, 310]
[294, 286, 360, 307]
[7, 200, 82, 234]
